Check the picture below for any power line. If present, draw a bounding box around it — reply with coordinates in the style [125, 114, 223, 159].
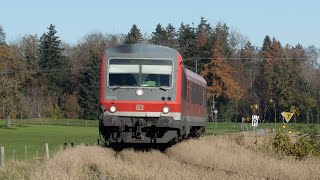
[0, 57, 318, 75]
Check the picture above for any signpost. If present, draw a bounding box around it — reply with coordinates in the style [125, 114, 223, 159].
[251, 115, 259, 148]
[213, 109, 218, 128]
[281, 112, 294, 134]
[252, 115, 259, 127]
[281, 112, 294, 123]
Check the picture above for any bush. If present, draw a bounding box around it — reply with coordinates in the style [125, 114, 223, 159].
[269, 131, 294, 157]
[46, 105, 63, 119]
[298, 127, 320, 158]
[267, 129, 320, 160]
[293, 136, 313, 160]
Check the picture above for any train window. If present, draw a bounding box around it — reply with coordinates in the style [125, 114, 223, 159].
[109, 74, 137, 86]
[108, 58, 173, 88]
[141, 64, 172, 87]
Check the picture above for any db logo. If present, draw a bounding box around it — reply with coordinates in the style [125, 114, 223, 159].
[136, 105, 144, 111]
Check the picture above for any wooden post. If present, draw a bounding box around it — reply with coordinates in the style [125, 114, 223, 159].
[86, 120, 88, 126]
[13, 149, 15, 161]
[45, 143, 49, 159]
[0, 146, 4, 168]
[25, 146, 28, 161]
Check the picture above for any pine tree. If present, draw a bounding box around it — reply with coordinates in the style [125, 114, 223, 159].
[124, 24, 143, 44]
[39, 24, 69, 98]
[177, 23, 196, 58]
[177, 23, 197, 72]
[78, 51, 100, 120]
[260, 35, 273, 62]
[213, 23, 231, 57]
[150, 23, 168, 45]
[165, 23, 177, 48]
[0, 25, 5, 45]
[240, 41, 258, 97]
[195, 17, 213, 72]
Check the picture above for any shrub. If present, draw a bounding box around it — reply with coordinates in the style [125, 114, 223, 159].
[293, 136, 313, 160]
[46, 105, 63, 119]
[267, 129, 320, 160]
[270, 131, 294, 157]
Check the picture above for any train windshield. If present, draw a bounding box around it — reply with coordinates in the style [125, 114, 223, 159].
[108, 58, 173, 88]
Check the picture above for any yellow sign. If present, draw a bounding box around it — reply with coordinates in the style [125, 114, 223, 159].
[281, 112, 294, 123]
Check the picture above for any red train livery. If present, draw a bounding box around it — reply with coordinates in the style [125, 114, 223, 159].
[99, 43, 207, 146]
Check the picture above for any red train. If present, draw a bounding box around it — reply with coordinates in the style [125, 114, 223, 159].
[99, 43, 207, 146]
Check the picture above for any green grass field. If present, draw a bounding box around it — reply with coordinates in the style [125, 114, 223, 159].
[206, 122, 320, 135]
[10, 118, 99, 127]
[0, 120, 98, 160]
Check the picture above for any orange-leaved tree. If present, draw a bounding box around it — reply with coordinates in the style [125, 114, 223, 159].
[201, 34, 243, 101]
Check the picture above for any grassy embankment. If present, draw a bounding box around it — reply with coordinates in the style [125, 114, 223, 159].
[1, 133, 320, 179]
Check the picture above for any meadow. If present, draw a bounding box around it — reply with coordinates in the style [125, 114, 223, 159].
[0, 119, 99, 160]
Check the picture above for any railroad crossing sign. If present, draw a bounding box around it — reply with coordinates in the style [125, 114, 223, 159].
[281, 112, 294, 123]
[252, 115, 259, 127]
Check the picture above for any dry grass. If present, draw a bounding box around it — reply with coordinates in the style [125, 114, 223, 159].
[166, 133, 320, 179]
[1, 133, 320, 180]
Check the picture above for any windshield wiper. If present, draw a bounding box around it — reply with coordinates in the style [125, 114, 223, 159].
[112, 86, 122, 91]
[158, 86, 167, 91]
[112, 86, 167, 91]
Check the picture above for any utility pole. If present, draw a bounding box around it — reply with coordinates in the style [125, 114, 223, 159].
[211, 99, 215, 122]
[195, 59, 198, 74]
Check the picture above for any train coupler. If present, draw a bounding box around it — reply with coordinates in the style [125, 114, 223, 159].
[133, 119, 144, 140]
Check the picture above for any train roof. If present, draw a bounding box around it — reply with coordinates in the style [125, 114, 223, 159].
[185, 68, 207, 86]
[105, 43, 178, 59]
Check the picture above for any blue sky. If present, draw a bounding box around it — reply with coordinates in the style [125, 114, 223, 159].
[1, 0, 319, 48]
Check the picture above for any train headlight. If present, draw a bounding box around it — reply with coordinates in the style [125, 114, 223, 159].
[136, 88, 144, 96]
[109, 105, 116, 113]
[162, 106, 170, 114]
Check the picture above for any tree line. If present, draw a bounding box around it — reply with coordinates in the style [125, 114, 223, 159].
[0, 17, 319, 125]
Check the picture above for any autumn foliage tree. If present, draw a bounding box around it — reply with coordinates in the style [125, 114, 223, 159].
[201, 27, 242, 101]
[0, 45, 26, 127]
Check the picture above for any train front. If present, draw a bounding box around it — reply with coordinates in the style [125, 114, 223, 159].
[99, 43, 182, 146]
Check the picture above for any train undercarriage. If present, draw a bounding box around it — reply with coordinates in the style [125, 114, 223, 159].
[99, 115, 205, 149]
